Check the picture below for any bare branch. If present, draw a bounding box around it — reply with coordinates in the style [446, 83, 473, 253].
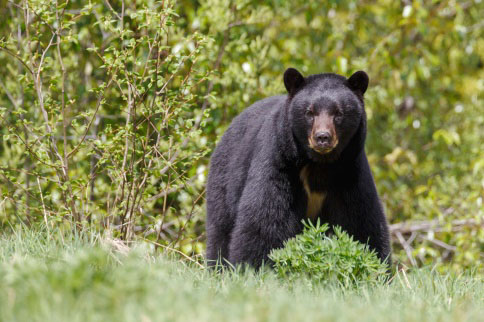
[395, 231, 417, 267]
[420, 236, 457, 252]
[390, 218, 483, 234]
[67, 78, 114, 158]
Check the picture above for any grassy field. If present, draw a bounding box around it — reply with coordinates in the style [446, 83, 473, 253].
[0, 229, 482, 322]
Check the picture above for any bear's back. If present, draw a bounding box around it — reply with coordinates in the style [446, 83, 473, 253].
[207, 95, 287, 217]
[228, 95, 286, 137]
[213, 94, 286, 157]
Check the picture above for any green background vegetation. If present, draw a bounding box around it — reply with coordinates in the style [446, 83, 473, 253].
[0, 0, 483, 272]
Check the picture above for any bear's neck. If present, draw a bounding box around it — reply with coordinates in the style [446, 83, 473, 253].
[338, 115, 367, 164]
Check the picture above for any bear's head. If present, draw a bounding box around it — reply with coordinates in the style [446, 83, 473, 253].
[284, 68, 368, 163]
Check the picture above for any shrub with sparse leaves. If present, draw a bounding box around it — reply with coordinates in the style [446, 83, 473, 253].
[269, 221, 389, 287]
[0, 0, 211, 251]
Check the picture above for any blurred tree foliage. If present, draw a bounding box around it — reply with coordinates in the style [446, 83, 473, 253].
[0, 0, 482, 271]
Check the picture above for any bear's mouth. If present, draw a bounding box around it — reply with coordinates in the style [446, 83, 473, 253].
[308, 137, 338, 155]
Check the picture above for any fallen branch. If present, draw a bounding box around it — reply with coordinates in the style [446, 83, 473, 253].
[390, 218, 483, 265]
[390, 218, 482, 235]
[395, 230, 417, 267]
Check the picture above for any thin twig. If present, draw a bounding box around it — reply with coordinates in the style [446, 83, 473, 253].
[395, 231, 417, 267]
[420, 236, 457, 252]
[400, 267, 412, 289]
[142, 238, 205, 269]
[0, 47, 34, 75]
[36, 177, 49, 228]
[67, 78, 114, 158]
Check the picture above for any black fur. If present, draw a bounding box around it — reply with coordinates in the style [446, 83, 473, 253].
[206, 68, 391, 268]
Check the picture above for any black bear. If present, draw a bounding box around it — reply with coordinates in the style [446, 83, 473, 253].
[206, 68, 391, 268]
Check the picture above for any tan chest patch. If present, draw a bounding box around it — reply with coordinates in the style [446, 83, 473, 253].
[299, 166, 326, 220]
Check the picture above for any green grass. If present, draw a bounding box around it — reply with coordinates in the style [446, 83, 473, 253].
[0, 228, 482, 322]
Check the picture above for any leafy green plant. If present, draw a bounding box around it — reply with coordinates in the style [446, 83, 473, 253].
[269, 221, 389, 287]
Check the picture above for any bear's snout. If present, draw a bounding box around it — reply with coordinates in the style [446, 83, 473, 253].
[309, 132, 336, 154]
[309, 111, 338, 154]
[314, 131, 332, 149]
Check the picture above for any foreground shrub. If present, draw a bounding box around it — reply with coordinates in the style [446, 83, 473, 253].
[269, 221, 388, 287]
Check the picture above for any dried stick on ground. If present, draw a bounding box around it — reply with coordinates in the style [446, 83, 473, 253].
[389, 218, 483, 265]
[390, 218, 482, 234]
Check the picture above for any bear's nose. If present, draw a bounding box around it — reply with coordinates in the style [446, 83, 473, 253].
[314, 131, 332, 147]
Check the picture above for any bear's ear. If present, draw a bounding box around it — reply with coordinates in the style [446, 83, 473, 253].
[284, 68, 305, 96]
[347, 71, 369, 95]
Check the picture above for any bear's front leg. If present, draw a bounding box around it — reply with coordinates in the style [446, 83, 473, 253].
[227, 175, 303, 268]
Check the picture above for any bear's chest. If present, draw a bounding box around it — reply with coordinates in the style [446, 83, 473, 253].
[299, 165, 326, 220]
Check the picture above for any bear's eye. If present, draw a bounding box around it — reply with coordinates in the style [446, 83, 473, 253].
[305, 109, 314, 120]
[334, 111, 343, 123]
